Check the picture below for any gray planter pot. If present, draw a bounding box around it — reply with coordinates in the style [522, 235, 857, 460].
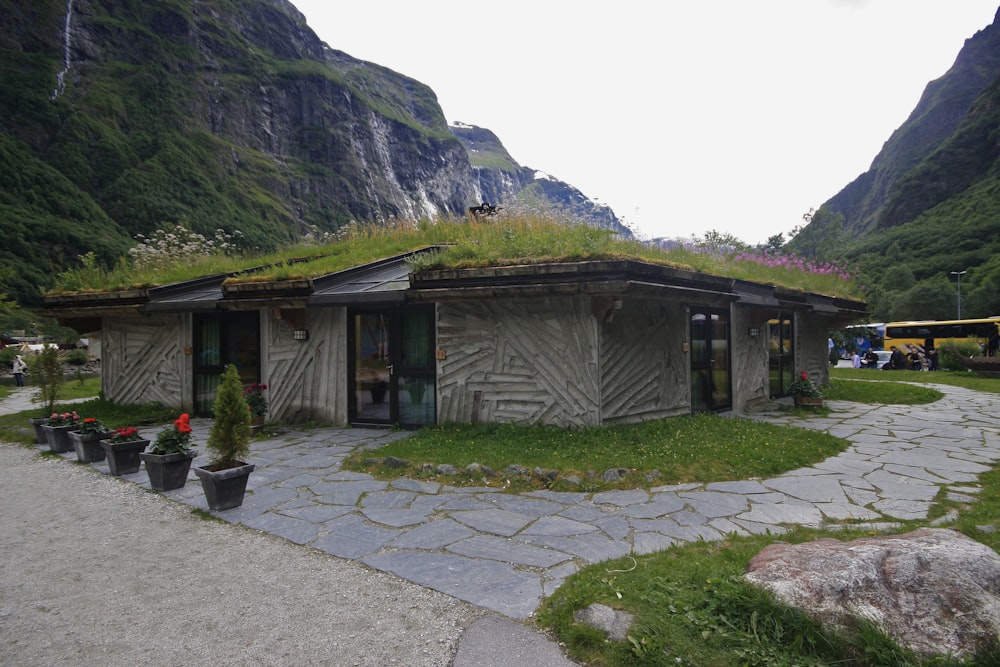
[140, 450, 197, 491]
[42, 424, 79, 453]
[68, 431, 110, 463]
[193, 462, 255, 511]
[29, 417, 48, 445]
[101, 439, 150, 476]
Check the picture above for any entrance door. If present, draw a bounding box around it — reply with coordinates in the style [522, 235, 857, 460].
[768, 315, 794, 397]
[193, 312, 260, 416]
[690, 307, 732, 412]
[349, 307, 436, 427]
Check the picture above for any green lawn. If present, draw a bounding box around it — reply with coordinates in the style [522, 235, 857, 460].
[0, 388, 177, 445]
[343, 415, 849, 493]
[831, 366, 1000, 394]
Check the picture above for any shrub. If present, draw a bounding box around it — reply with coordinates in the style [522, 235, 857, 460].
[64, 349, 89, 367]
[937, 340, 981, 371]
[30, 346, 64, 415]
[206, 364, 251, 469]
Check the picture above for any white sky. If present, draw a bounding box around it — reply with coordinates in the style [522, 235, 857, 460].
[291, 0, 999, 244]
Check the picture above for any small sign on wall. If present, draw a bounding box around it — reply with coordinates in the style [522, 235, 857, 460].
[435, 349, 447, 360]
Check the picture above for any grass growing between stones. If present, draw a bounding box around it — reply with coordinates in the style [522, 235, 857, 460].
[343, 415, 849, 492]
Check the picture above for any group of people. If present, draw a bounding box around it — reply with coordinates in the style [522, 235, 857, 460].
[855, 345, 938, 371]
[887, 345, 938, 371]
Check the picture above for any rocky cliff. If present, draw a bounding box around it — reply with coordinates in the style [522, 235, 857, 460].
[450, 122, 629, 236]
[0, 0, 625, 305]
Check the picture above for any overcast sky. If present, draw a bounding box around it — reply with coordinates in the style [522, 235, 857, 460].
[291, 0, 999, 244]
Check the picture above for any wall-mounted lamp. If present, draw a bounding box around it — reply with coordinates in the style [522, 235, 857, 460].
[292, 329, 309, 341]
[748, 327, 761, 337]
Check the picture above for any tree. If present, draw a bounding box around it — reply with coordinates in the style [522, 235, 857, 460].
[30, 346, 64, 416]
[205, 364, 251, 469]
[693, 229, 750, 253]
[787, 207, 845, 261]
[756, 233, 785, 256]
[965, 262, 1000, 318]
[888, 281, 956, 321]
[881, 265, 916, 292]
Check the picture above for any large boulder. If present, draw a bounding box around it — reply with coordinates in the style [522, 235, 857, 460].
[743, 528, 1000, 659]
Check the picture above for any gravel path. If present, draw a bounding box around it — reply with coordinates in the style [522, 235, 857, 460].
[0, 443, 483, 666]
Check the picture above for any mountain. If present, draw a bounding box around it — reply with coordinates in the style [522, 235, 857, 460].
[449, 122, 629, 236]
[0, 0, 625, 306]
[821, 8, 1000, 235]
[789, 8, 1000, 320]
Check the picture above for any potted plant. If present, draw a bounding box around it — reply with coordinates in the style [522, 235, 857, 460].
[140, 414, 197, 491]
[788, 370, 824, 407]
[68, 416, 111, 463]
[244, 381, 268, 428]
[193, 364, 255, 511]
[29, 346, 65, 444]
[101, 426, 150, 476]
[42, 410, 80, 453]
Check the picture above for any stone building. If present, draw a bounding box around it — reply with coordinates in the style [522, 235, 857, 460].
[43, 250, 865, 428]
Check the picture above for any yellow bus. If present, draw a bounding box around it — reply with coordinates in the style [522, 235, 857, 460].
[883, 318, 1000, 354]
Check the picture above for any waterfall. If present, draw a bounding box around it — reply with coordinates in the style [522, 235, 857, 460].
[51, 0, 75, 100]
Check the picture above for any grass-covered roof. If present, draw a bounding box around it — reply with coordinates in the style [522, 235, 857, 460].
[48, 216, 863, 300]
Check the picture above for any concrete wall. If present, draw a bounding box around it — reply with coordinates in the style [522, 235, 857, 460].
[436, 296, 601, 427]
[599, 298, 690, 423]
[731, 305, 772, 411]
[264, 307, 347, 424]
[102, 314, 191, 411]
[796, 312, 834, 388]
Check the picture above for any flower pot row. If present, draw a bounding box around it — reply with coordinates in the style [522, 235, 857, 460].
[31, 364, 259, 511]
[32, 420, 254, 511]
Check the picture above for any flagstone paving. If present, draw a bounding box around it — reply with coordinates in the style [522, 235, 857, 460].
[11, 382, 1000, 619]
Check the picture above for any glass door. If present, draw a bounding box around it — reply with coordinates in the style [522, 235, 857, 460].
[193, 312, 260, 416]
[768, 315, 794, 397]
[350, 307, 435, 427]
[690, 307, 731, 412]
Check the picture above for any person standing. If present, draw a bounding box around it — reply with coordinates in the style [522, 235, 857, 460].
[12, 354, 27, 387]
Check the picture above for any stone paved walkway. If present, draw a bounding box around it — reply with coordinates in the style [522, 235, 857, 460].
[11, 382, 1000, 619]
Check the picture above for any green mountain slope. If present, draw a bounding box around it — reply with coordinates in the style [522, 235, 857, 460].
[0, 0, 474, 305]
[790, 9, 1000, 320]
[0, 0, 627, 310]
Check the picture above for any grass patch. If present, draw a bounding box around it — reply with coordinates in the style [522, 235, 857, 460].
[0, 397, 177, 445]
[831, 367, 1000, 394]
[13, 375, 102, 405]
[53, 375, 102, 400]
[190, 507, 226, 522]
[952, 465, 1000, 554]
[343, 415, 849, 492]
[823, 378, 944, 404]
[538, 524, 983, 666]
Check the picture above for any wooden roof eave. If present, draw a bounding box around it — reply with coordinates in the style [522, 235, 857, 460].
[407, 279, 741, 303]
